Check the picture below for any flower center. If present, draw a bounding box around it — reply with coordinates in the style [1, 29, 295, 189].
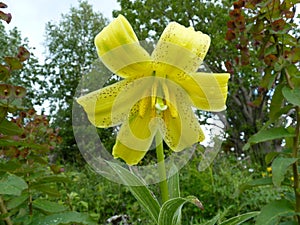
[155, 97, 168, 112]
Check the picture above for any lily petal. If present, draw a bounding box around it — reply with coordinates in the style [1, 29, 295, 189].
[152, 22, 210, 78]
[77, 79, 131, 127]
[95, 15, 152, 78]
[158, 80, 205, 151]
[77, 76, 156, 128]
[175, 72, 230, 111]
[112, 141, 148, 166]
[113, 97, 158, 165]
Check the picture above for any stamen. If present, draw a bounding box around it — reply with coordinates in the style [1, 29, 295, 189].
[151, 81, 157, 108]
[139, 97, 148, 118]
[162, 82, 178, 118]
[155, 97, 168, 112]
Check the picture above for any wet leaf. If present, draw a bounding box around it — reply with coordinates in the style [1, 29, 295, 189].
[31, 212, 97, 225]
[33, 199, 67, 213]
[0, 173, 28, 196]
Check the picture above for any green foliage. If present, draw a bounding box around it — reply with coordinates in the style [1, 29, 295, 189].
[39, 0, 109, 163]
[181, 154, 271, 224]
[0, 173, 28, 196]
[225, 0, 300, 223]
[0, 3, 95, 224]
[2, 0, 300, 224]
[59, 165, 152, 224]
[255, 200, 295, 225]
[107, 162, 160, 223]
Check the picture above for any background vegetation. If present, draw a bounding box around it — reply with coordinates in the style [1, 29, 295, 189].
[0, 0, 299, 224]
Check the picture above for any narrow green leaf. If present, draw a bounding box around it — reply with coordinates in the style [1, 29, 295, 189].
[0, 161, 22, 172]
[200, 214, 220, 225]
[0, 173, 28, 196]
[158, 196, 203, 225]
[282, 86, 300, 106]
[33, 199, 67, 213]
[0, 139, 49, 151]
[219, 211, 260, 225]
[239, 177, 273, 193]
[36, 175, 70, 184]
[269, 84, 284, 120]
[168, 164, 180, 199]
[272, 157, 297, 187]
[243, 127, 295, 150]
[107, 161, 160, 224]
[31, 211, 97, 225]
[255, 200, 294, 225]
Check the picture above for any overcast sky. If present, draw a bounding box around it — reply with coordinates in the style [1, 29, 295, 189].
[4, 0, 120, 58]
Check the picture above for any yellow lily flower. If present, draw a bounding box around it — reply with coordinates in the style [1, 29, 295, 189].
[77, 15, 230, 165]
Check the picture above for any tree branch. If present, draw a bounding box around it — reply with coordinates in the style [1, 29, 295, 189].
[0, 196, 13, 225]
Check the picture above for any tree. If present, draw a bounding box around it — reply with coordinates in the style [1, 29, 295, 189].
[40, 0, 108, 162]
[0, 17, 43, 109]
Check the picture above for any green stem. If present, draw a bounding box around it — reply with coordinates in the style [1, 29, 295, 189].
[155, 132, 169, 203]
[292, 106, 300, 224]
[0, 196, 13, 225]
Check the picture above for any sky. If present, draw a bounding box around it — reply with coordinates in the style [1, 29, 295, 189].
[3, 0, 120, 58]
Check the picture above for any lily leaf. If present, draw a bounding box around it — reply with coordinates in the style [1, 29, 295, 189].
[219, 211, 260, 225]
[158, 196, 203, 225]
[200, 214, 220, 225]
[168, 164, 180, 199]
[107, 161, 160, 224]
